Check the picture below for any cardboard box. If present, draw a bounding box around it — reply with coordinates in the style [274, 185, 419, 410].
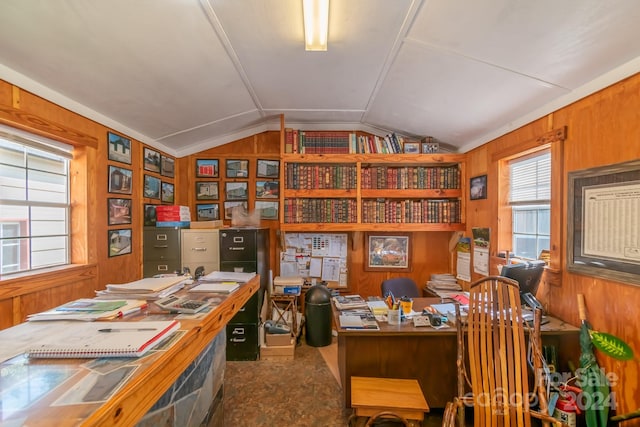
[266, 333, 293, 347]
[260, 340, 295, 360]
[189, 220, 224, 229]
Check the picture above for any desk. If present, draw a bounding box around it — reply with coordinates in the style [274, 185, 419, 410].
[334, 297, 580, 409]
[0, 276, 259, 426]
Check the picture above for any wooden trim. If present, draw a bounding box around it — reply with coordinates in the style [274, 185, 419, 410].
[491, 126, 566, 162]
[0, 264, 97, 299]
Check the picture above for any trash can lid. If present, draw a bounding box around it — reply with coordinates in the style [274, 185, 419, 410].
[305, 285, 332, 304]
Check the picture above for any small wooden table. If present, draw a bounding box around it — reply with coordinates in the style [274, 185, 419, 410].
[351, 376, 430, 423]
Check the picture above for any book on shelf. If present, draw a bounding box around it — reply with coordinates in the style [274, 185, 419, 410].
[26, 320, 180, 358]
[27, 299, 148, 322]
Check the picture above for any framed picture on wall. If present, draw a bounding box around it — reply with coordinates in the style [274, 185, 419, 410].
[256, 159, 279, 178]
[144, 174, 161, 199]
[161, 182, 174, 203]
[160, 155, 175, 178]
[470, 175, 488, 200]
[196, 159, 219, 178]
[196, 203, 220, 221]
[108, 165, 133, 195]
[196, 181, 219, 200]
[107, 131, 131, 164]
[107, 198, 132, 225]
[225, 182, 248, 200]
[108, 228, 132, 257]
[256, 201, 278, 220]
[256, 181, 279, 198]
[224, 201, 247, 220]
[143, 204, 157, 226]
[143, 147, 161, 173]
[226, 159, 249, 178]
[364, 232, 411, 272]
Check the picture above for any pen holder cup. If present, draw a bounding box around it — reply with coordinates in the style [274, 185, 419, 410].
[388, 309, 401, 325]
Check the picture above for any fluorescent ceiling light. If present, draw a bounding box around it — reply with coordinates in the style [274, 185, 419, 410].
[303, 0, 329, 51]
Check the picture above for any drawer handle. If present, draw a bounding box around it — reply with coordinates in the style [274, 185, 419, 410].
[229, 247, 245, 251]
[230, 338, 246, 343]
[232, 327, 245, 334]
[156, 235, 168, 241]
[192, 247, 207, 252]
[154, 245, 169, 249]
[157, 265, 168, 271]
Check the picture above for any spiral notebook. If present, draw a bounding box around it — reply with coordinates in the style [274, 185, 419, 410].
[26, 320, 180, 358]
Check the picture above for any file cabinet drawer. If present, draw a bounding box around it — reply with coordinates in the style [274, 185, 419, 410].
[226, 323, 259, 361]
[230, 293, 259, 323]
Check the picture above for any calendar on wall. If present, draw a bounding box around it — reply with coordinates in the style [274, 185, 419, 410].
[279, 233, 348, 288]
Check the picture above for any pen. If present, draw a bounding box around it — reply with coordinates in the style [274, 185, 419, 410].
[98, 328, 156, 332]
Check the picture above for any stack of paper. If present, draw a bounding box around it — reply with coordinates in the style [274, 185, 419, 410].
[199, 271, 256, 283]
[332, 295, 368, 310]
[27, 299, 148, 321]
[190, 282, 240, 294]
[95, 276, 188, 300]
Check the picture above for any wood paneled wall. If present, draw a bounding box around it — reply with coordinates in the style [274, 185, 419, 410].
[465, 72, 640, 415]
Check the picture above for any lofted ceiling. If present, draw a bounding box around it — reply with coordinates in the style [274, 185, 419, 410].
[1, 0, 640, 157]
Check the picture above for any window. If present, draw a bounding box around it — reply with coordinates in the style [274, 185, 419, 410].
[509, 150, 550, 260]
[0, 128, 72, 276]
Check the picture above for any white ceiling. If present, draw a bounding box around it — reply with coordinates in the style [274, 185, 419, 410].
[1, 0, 639, 157]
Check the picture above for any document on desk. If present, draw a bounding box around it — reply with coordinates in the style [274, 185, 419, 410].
[199, 271, 256, 283]
[189, 282, 239, 294]
[339, 313, 379, 330]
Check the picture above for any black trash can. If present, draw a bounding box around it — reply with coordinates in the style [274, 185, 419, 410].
[304, 285, 332, 347]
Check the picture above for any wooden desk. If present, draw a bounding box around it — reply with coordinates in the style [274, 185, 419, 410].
[335, 297, 580, 409]
[0, 276, 259, 426]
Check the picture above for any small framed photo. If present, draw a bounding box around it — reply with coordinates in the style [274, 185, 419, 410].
[256, 201, 278, 220]
[226, 159, 249, 178]
[365, 232, 411, 272]
[161, 182, 175, 203]
[143, 204, 157, 226]
[422, 141, 439, 153]
[107, 198, 132, 226]
[470, 175, 488, 200]
[404, 142, 420, 154]
[144, 174, 161, 200]
[257, 159, 280, 178]
[108, 228, 132, 257]
[143, 147, 161, 173]
[196, 181, 219, 200]
[196, 159, 219, 178]
[160, 155, 175, 178]
[108, 165, 133, 195]
[225, 182, 248, 200]
[107, 131, 131, 164]
[196, 203, 220, 221]
[224, 201, 248, 220]
[256, 181, 279, 199]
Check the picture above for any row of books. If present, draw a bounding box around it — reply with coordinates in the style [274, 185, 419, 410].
[361, 199, 462, 224]
[285, 164, 357, 189]
[283, 128, 418, 155]
[283, 198, 358, 223]
[361, 166, 461, 190]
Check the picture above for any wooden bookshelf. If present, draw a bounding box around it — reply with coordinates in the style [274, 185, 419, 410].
[279, 120, 466, 231]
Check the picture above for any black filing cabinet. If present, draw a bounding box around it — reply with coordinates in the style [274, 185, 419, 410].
[220, 227, 270, 360]
[143, 227, 182, 277]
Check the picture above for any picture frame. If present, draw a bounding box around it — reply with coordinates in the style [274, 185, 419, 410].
[143, 204, 157, 226]
[224, 201, 248, 220]
[196, 181, 219, 200]
[160, 155, 175, 178]
[364, 232, 411, 272]
[256, 159, 280, 178]
[143, 174, 161, 200]
[403, 142, 420, 154]
[256, 180, 279, 199]
[225, 182, 248, 200]
[107, 198, 132, 225]
[161, 182, 174, 203]
[143, 147, 161, 173]
[255, 201, 279, 220]
[226, 159, 249, 178]
[108, 228, 132, 257]
[470, 175, 488, 200]
[196, 203, 220, 221]
[107, 131, 131, 164]
[108, 165, 133, 195]
[567, 159, 640, 285]
[421, 141, 439, 153]
[196, 159, 219, 178]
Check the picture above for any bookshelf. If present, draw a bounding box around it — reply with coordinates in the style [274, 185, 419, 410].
[279, 123, 466, 232]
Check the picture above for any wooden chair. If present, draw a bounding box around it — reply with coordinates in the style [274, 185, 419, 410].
[445, 276, 565, 427]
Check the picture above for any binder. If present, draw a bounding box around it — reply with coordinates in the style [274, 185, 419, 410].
[27, 320, 180, 358]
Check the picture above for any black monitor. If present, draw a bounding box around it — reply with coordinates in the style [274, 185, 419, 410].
[499, 260, 546, 297]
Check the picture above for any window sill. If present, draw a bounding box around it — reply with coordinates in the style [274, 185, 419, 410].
[0, 264, 97, 298]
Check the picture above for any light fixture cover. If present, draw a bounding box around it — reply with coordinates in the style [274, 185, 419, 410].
[303, 0, 329, 51]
